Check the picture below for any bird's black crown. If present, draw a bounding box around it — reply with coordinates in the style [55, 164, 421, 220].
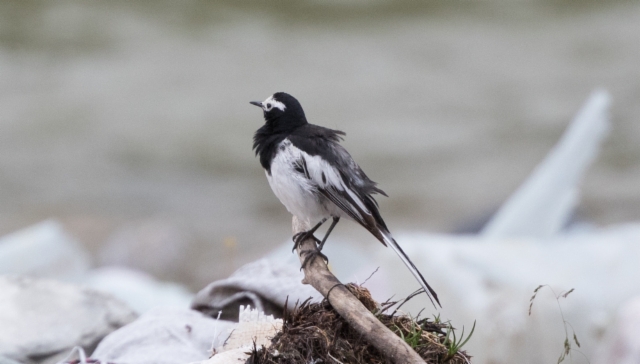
[251, 92, 308, 132]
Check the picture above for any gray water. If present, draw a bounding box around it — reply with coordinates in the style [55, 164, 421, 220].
[1, 1, 639, 288]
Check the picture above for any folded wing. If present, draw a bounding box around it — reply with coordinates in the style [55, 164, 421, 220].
[291, 140, 441, 308]
[294, 147, 386, 244]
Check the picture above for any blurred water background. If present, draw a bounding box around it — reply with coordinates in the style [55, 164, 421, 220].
[1, 0, 639, 292]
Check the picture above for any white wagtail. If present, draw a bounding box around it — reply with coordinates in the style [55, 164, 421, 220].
[250, 92, 440, 308]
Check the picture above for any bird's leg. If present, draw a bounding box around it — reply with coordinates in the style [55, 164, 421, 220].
[317, 217, 340, 251]
[301, 217, 340, 268]
[292, 218, 327, 252]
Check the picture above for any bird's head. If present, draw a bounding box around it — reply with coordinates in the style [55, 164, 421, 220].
[250, 92, 307, 130]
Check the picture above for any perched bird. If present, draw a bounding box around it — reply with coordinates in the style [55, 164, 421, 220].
[250, 92, 440, 308]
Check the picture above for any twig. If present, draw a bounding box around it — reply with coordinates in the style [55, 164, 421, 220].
[361, 267, 380, 286]
[328, 352, 345, 364]
[293, 216, 426, 364]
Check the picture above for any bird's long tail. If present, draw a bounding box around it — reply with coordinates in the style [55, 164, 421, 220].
[380, 231, 441, 308]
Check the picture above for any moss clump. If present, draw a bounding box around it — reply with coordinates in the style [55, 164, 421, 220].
[247, 284, 472, 364]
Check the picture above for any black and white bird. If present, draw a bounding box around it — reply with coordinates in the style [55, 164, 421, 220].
[250, 92, 440, 308]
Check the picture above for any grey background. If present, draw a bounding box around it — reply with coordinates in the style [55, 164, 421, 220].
[1, 1, 638, 288]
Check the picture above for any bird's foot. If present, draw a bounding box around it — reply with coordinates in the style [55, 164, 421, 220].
[292, 231, 321, 252]
[300, 248, 329, 270]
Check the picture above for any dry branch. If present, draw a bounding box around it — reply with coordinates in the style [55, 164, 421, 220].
[292, 216, 426, 364]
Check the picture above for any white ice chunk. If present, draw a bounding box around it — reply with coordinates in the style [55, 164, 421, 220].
[482, 90, 611, 238]
[0, 220, 91, 281]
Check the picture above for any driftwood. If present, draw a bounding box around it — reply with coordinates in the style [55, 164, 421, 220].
[292, 216, 426, 364]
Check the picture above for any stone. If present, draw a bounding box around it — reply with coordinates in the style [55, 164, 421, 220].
[191, 258, 321, 321]
[92, 308, 235, 364]
[594, 296, 640, 364]
[84, 266, 194, 314]
[186, 306, 282, 364]
[0, 275, 137, 364]
[0, 220, 90, 281]
[0, 356, 22, 364]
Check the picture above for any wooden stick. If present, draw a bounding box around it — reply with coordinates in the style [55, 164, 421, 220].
[293, 216, 426, 364]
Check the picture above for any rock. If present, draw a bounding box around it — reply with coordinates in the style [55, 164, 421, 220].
[0, 275, 137, 364]
[92, 308, 235, 364]
[594, 296, 640, 364]
[83, 266, 194, 314]
[188, 349, 247, 364]
[0, 220, 91, 281]
[187, 306, 282, 364]
[214, 305, 282, 354]
[0, 356, 22, 364]
[191, 258, 321, 321]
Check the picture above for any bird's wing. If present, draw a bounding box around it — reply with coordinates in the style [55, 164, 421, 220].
[291, 140, 441, 307]
[293, 147, 441, 307]
[292, 145, 387, 244]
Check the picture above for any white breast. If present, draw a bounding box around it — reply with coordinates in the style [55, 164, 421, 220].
[266, 139, 330, 223]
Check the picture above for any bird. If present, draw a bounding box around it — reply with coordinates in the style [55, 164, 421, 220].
[250, 92, 440, 308]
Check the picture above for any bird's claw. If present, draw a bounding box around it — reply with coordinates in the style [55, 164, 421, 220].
[300, 249, 329, 270]
[292, 231, 321, 252]
[292, 230, 329, 269]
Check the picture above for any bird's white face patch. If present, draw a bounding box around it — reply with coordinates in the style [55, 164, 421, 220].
[261, 95, 286, 112]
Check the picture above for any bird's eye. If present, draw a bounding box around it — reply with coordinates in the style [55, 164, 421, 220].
[266, 103, 272, 109]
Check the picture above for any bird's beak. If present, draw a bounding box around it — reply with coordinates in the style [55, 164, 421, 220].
[249, 101, 263, 108]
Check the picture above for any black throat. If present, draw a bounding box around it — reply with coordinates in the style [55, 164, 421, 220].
[253, 110, 307, 173]
[253, 124, 286, 173]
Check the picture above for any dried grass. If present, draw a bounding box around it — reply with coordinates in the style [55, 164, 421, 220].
[246, 284, 472, 364]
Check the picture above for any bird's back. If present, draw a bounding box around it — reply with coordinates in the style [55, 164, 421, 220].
[288, 123, 390, 231]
